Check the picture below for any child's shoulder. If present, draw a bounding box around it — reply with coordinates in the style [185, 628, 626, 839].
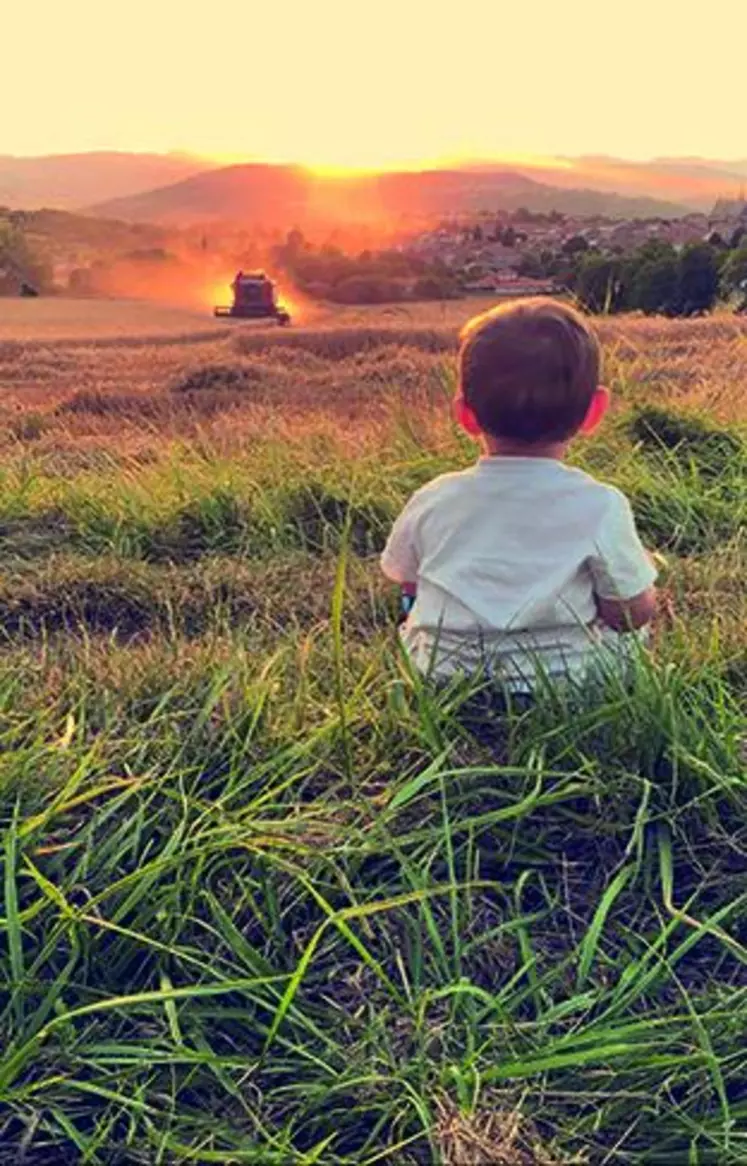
[406, 466, 479, 505]
[563, 466, 637, 522]
[564, 464, 629, 499]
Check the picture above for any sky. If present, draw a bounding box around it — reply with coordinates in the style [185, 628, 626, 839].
[4, 0, 746, 168]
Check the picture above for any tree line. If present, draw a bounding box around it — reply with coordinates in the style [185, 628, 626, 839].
[270, 230, 458, 303]
[521, 235, 747, 316]
[273, 227, 747, 313]
[3, 209, 747, 316]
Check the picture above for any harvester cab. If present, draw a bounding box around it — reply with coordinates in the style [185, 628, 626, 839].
[214, 271, 290, 324]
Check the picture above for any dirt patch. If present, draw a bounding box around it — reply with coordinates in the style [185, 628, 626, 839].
[434, 1096, 573, 1166]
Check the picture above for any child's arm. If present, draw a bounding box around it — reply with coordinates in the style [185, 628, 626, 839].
[595, 548, 663, 630]
[381, 502, 421, 610]
[588, 491, 659, 633]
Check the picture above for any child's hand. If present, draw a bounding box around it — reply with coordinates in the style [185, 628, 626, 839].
[596, 586, 657, 632]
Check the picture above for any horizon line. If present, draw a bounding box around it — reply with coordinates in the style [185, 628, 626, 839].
[2, 148, 747, 172]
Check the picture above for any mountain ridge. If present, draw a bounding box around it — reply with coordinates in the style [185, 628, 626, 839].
[88, 163, 690, 226]
[4, 151, 744, 223]
[0, 152, 215, 211]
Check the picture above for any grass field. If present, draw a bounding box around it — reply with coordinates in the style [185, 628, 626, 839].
[0, 298, 745, 1164]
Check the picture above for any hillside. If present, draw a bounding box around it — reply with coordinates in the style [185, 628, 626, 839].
[0, 152, 214, 211]
[452, 156, 747, 210]
[548, 156, 747, 210]
[90, 163, 690, 226]
[3, 152, 744, 221]
[652, 155, 747, 180]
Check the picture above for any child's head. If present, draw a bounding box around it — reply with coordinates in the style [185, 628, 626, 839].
[456, 297, 607, 448]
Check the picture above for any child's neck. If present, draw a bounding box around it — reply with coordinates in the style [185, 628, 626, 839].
[481, 435, 569, 460]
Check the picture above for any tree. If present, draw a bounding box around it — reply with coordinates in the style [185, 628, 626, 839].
[562, 234, 590, 256]
[0, 221, 50, 294]
[575, 255, 626, 313]
[676, 243, 720, 315]
[285, 228, 306, 255]
[720, 245, 747, 306]
[517, 251, 545, 278]
[635, 239, 677, 265]
[630, 257, 678, 315]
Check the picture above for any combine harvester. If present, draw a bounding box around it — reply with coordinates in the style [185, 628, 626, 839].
[214, 271, 291, 325]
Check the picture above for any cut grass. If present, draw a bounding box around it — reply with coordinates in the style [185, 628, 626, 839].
[0, 308, 746, 1164]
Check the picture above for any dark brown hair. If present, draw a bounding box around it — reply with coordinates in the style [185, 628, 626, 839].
[459, 298, 601, 443]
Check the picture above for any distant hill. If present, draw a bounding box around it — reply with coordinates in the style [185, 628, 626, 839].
[5, 150, 735, 223]
[0, 152, 214, 211]
[651, 156, 747, 180]
[535, 156, 747, 210]
[91, 164, 313, 225]
[9, 207, 169, 257]
[90, 163, 690, 226]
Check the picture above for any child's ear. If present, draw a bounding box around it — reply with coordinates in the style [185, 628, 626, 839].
[453, 394, 482, 438]
[579, 386, 610, 435]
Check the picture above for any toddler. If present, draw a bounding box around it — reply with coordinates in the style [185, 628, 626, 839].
[381, 298, 657, 692]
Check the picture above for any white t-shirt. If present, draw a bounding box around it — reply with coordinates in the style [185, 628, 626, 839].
[381, 457, 657, 689]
